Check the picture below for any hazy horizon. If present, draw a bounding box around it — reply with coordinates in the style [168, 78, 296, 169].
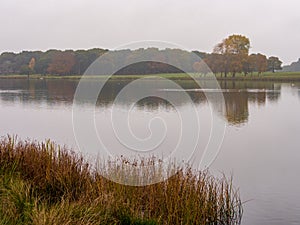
[1, 0, 299, 65]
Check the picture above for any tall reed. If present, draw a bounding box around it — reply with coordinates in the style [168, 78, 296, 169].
[0, 136, 242, 224]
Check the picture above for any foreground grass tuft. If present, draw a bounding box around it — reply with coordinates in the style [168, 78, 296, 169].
[0, 136, 242, 224]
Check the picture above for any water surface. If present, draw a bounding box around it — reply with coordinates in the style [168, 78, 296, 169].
[0, 78, 299, 224]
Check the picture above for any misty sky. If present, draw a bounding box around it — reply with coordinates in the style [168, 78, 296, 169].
[1, 0, 299, 65]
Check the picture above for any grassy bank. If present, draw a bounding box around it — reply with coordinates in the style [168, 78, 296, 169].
[214, 71, 300, 81]
[0, 73, 191, 80]
[1, 72, 300, 81]
[0, 136, 242, 225]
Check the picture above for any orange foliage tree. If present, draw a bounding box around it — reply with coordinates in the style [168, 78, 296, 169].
[213, 34, 250, 77]
[199, 34, 273, 76]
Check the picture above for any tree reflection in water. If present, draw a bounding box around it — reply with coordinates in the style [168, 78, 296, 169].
[0, 78, 286, 125]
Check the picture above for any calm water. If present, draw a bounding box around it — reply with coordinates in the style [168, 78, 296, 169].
[0, 78, 300, 224]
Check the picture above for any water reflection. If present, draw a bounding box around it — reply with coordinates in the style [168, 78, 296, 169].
[1, 78, 299, 225]
[0, 78, 288, 125]
[0, 79, 76, 104]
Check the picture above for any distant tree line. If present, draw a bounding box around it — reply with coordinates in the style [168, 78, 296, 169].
[0, 35, 283, 76]
[0, 48, 108, 76]
[282, 58, 300, 72]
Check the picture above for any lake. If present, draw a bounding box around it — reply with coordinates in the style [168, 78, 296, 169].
[0, 78, 300, 224]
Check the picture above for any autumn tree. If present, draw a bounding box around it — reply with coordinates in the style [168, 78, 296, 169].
[0, 46, 283, 77]
[47, 51, 75, 75]
[267, 56, 282, 73]
[247, 54, 258, 75]
[213, 34, 250, 77]
[28, 57, 36, 71]
[250, 53, 267, 75]
[228, 54, 244, 77]
[214, 34, 250, 55]
[242, 56, 251, 75]
[203, 53, 226, 76]
[256, 54, 268, 75]
[19, 57, 36, 77]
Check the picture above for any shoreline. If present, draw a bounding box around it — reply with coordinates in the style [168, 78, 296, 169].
[1, 72, 300, 82]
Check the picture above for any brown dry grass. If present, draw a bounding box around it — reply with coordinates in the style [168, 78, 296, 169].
[0, 136, 242, 224]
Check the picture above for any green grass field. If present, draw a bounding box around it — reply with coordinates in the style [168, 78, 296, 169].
[213, 71, 300, 81]
[1, 72, 300, 81]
